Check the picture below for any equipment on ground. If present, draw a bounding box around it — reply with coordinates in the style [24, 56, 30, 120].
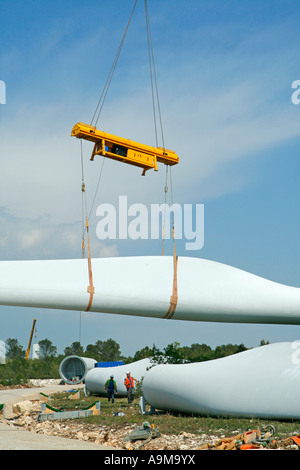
[59, 355, 97, 385]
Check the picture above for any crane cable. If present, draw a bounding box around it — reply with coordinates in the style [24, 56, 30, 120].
[80, 139, 95, 312]
[144, 0, 165, 150]
[91, 0, 138, 127]
[80, 1, 138, 312]
[144, 0, 178, 318]
[162, 165, 168, 256]
[81, 0, 178, 317]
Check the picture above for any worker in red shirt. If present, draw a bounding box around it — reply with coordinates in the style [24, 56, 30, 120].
[124, 370, 138, 404]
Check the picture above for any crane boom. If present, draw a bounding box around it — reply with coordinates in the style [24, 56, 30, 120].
[26, 318, 36, 360]
[71, 122, 179, 175]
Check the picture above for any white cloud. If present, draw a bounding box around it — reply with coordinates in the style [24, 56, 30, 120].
[1, 11, 300, 261]
[0, 208, 119, 260]
[1, 71, 299, 226]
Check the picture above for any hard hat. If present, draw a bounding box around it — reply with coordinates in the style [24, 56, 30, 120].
[110, 375, 114, 378]
[126, 371, 130, 374]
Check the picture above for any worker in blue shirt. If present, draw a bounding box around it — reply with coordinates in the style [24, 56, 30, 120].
[105, 375, 117, 403]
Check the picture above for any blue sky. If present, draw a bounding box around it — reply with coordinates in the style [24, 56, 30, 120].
[0, 0, 300, 357]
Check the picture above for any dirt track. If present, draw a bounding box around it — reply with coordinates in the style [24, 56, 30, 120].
[0, 381, 118, 450]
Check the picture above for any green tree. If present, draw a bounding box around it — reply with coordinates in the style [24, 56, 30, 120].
[213, 343, 247, 359]
[85, 343, 100, 359]
[259, 339, 270, 346]
[64, 341, 84, 357]
[97, 339, 121, 362]
[163, 342, 185, 364]
[39, 339, 57, 359]
[151, 342, 184, 364]
[180, 343, 214, 362]
[85, 339, 121, 362]
[133, 345, 159, 361]
[6, 338, 25, 360]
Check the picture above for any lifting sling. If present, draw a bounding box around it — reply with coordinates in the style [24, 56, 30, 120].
[76, 0, 180, 316]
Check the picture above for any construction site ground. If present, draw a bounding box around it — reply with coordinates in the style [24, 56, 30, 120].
[0, 380, 300, 451]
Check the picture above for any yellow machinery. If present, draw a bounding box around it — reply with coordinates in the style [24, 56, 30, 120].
[26, 318, 36, 360]
[71, 122, 179, 175]
[70, 2, 179, 315]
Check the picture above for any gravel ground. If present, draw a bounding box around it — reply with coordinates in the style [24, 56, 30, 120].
[1, 380, 299, 451]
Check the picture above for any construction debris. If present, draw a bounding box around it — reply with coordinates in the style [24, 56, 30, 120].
[5, 405, 300, 451]
[1, 387, 300, 450]
[12, 400, 35, 415]
[198, 424, 277, 450]
[37, 401, 101, 422]
[123, 421, 161, 450]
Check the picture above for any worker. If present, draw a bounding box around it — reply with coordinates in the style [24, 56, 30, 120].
[105, 375, 117, 403]
[124, 371, 138, 404]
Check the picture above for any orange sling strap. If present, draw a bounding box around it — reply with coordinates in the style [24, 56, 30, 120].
[164, 228, 178, 319]
[85, 218, 95, 312]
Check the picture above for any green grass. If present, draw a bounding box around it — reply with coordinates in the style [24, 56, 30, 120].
[47, 392, 300, 441]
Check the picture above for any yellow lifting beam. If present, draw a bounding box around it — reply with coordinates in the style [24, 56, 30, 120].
[71, 122, 179, 175]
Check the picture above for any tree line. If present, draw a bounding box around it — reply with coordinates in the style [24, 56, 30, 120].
[0, 337, 269, 385]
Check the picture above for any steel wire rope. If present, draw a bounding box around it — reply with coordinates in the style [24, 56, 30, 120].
[144, 0, 176, 255]
[144, 2, 177, 319]
[144, 0, 168, 252]
[145, 0, 165, 150]
[88, 157, 106, 222]
[91, 0, 138, 127]
[162, 165, 168, 255]
[169, 165, 176, 244]
[86, 0, 138, 232]
[78, 2, 139, 321]
[79, 138, 88, 343]
[79, 139, 95, 316]
[80, 139, 88, 256]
